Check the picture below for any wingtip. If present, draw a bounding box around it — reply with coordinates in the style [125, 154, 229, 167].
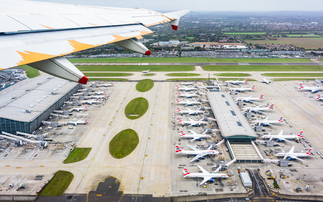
[171, 25, 178, 31]
[78, 76, 88, 84]
[145, 50, 151, 56]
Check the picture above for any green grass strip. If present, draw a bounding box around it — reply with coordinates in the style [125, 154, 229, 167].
[125, 97, 149, 120]
[85, 73, 131, 77]
[77, 65, 194, 72]
[214, 73, 251, 77]
[109, 129, 139, 159]
[88, 78, 128, 81]
[272, 78, 318, 81]
[63, 148, 91, 164]
[263, 73, 323, 77]
[18, 65, 40, 78]
[136, 79, 154, 92]
[39, 171, 74, 196]
[203, 65, 323, 71]
[166, 73, 200, 77]
[70, 57, 312, 63]
[143, 73, 154, 76]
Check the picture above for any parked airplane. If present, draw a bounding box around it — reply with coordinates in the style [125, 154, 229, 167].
[177, 117, 208, 127]
[42, 121, 67, 126]
[317, 94, 323, 101]
[50, 113, 69, 119]
[68, 119, 88, 126]
[89, 91, 106, 95]
[262, 130, 303, 142]
[177, 91, 199, 98]
[243, 104, 274, 114]
[275, 146, 312, 161]
[81, 99, 102, 105]
[252, 117, 283, 127]
[225, 78, 248, 85]
[0, 1, 189, 84]
[70, 106, 88, 112]
[262, 78, 271, 84]
[177, 107, 204, 115]
[176, 85, 198, 91]
[142, 69, 150, 74]
[179, 130, 211, 141]
[175, 140, 224, 162]
[183, 164, 228, 185]
[176, 99, 201, 106]
[99, 83, 113, 87]
[179, 81, 194, 86]
[229, 85, 255, 92]
[91, 95, 107, 100]
[299, 83, 323, 93]
[236, 95, 264, 103]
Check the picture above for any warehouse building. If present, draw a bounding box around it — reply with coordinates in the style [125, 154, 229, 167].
[0, 75, 80, 134]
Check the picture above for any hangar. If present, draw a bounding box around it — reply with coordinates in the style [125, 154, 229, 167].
[0, 75, 80, 134]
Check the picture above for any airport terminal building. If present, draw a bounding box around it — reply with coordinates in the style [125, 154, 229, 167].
[0, 75, 80, 134]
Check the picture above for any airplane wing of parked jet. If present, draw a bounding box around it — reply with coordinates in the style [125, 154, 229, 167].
[187, 144, 200, 152]
[0, 0, 189, 84]
[190, 154, 207, 162]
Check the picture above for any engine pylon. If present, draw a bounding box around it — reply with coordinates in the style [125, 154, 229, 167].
[114, 38, 151, 55]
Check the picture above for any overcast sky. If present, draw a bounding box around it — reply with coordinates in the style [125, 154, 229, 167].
[33, 0, 323, 12]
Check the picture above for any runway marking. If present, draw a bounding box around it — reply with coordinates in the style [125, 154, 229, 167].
[15, 146, 27, 159]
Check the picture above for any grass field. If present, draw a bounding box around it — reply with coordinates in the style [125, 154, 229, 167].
[63, 148, 91, 164]
[203, 65, 323, 71]
[214, 73, 251, 77]
[18, 65, 40, 78]
[71, 57, 312, 63]
[286, 34, 322, 38]
[109, 129, 139, 159]
[224, 32, 266, 35]
[167, 78, 215, 81]
[77, 65, 194, 71]
[125, 97, 149, 120]
[136, 79, 154, 92]
[272, 78, 317, 81]
[166, 73, 200, 77]
[85, 73, 131, 77]
[262, 73, 323, 77]
[39, 171, 73, 196]
[246, 38, 323, 49]
[143, 73, 154, 76]
[88, 78, 128, 81]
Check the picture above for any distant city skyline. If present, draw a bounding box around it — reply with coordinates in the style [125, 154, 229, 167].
[33, 0, 323, 12]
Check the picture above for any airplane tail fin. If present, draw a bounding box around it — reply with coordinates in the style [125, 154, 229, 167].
[269, 104, 274, 109]
[85, 106, 88, 110]
[279, 117, 283, 122]
[298, 131, 304, 138]
[85, 119, 88, 123]
[306, 149, 312, 155]
[175, 145, 183, 153]
[252, 85, 255, 90]
[177, 118, 182, 123]
[180, 131, 185, 136]
[299, 82, 304, 89]
[183, 168, 190, 177]
[244, 78, 248, 83]
[178, 91, 181, 95]
[318, 94, 321, 99]
[177, 107, 181, 112]
[259, 94, 264, 99]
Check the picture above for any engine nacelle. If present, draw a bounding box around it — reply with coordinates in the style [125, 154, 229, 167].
[277, 139, 282, 142]
[196, 159, 200, 162]
[209, 179, 214, 183]
[201, 157, 205, 160]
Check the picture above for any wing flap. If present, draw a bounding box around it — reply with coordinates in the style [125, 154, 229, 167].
[0, 24, 152, 69]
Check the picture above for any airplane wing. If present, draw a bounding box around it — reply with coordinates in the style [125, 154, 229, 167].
[190, 154, 206, 162]
[214, 165, 222, 173]
[196, 164, 209, 174]
[190, 137, 199, 142]
[199, 177, 212, 186]
[187, 144, 200, 152]
[189, 130, 197, 135]
[187, 117, 194, 121]
[0, 0, 189, 84]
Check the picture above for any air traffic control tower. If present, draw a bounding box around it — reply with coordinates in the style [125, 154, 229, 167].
[0, 75, 80, 134]
[207, 91, 263, 163]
